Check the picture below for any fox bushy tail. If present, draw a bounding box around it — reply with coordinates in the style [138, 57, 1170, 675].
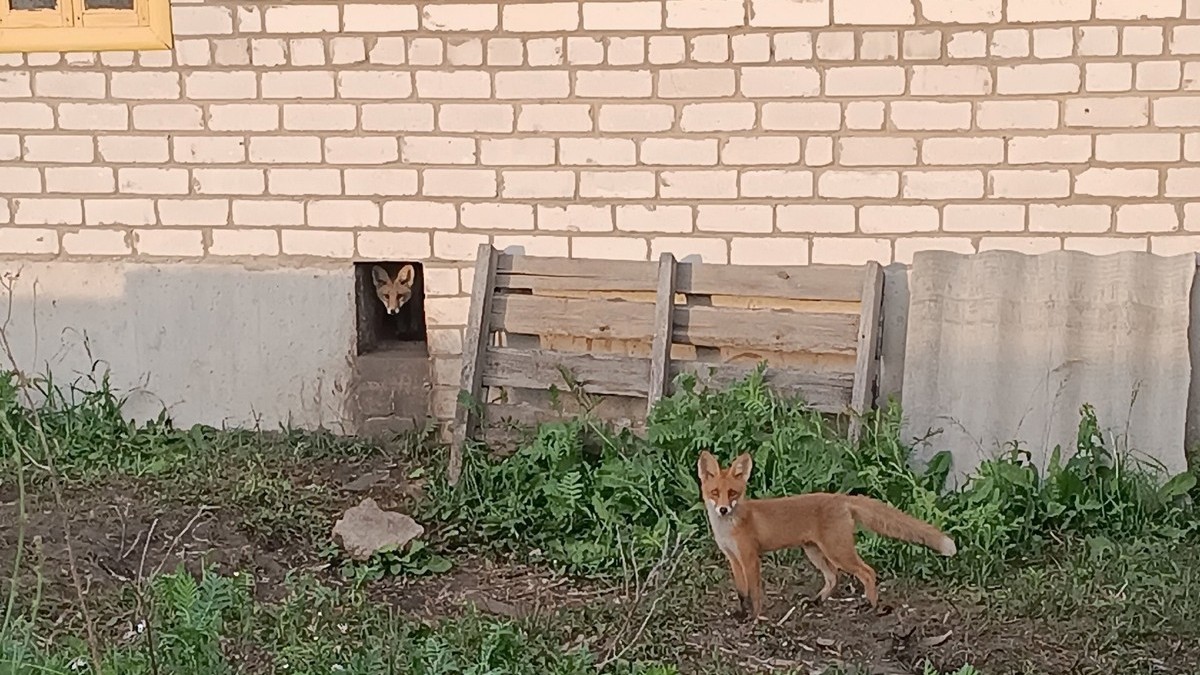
[846, 495, 957, 556]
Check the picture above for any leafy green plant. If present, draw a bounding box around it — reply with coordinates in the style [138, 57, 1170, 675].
[336, 538, 454, 586]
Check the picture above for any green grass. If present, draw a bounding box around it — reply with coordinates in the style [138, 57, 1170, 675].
[2, 364, 1199, 674]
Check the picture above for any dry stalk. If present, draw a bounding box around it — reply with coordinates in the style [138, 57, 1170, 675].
[596, 531, 689, 670]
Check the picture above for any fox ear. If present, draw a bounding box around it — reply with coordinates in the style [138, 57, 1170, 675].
[697, 451, 719, 480]
[730, 453, 753, 480]
[397, 264, 416, 287]
[371, 265, 392, 288]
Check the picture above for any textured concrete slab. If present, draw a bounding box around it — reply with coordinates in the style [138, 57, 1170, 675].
[902, 250, 1193, 486]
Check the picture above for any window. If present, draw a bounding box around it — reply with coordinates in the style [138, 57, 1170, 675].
[0, 0, 172, 53]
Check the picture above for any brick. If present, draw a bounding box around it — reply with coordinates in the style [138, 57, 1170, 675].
[46, 168, 114, 194]
[194, 169, 266, 195]
[721, 137, 801, 165]
[649, 36, 685, 64]
[859, 31, 898, 60]
[990, 29, 1031, 57]
[111, 72, 180, 99]
[903, 30, 942, 60]
[173, 137, 246, 164]
[1008, 136, 1093, 164]
[231, 200, 304, 226]
[651, 237, 728, 264]
[114, 168, 188, 196]
[83, 199, 154, 227]
[688, 35, 727, 62]
[439, 104, 514, 133]
[817, 31, 856, 60]
[569, 236, 647, 260]
[343, 169, 419, 197]
[62, 229, 130, 256]
[401, 137, 476, 165]
[14, 199, 82, 225]
[209, 104, 279, 131]
[170, 5, 233, 34]
[362, 104, 436, 132]
[1063, 97, 1150, 129]
[430, 232, 486, 261]
[494, 71, 570, 99]
[561, 139, 636, 166]
[1075, 168, 1160, 197]
[997, 64, 1080, 94]
[661, 170, 738, 199]
[0, 228, 57, 254]
[136, 105, 202, 132]
[1125, 26, 1166, 56]
[615, 205, 692, 233]
[978, 237, 1061, 254]
[989, 170, 1071, 198]
[183, 72, 256, 100]
[740, 67, 820, 97]
[910, 66, 992, 96]
[580, 171, 656, 198]
[1187, 133, 1200, 161]
[379, 201, 454, 230]
[811, 238, 891, 264]
[696, 205, 773, 233]
[1006, 0, 1090, 22]
[262, 72, 335, 99]
[761, 102, 842, 130]
[833, 0, 914, 24]
[290, 39, 326, 66]
[492, 235, 570, 258]
[1188, 203, 1200, 231]
[667, 0, 743, 28]
[281, 104, 356, 131]
[599, 104, 674, 132]
[741, 170, 814, 198]
[265, 5, 339, 33]
[1172, 26, 1200, 55]
[503, 2, 578, 31]
[459, 203, 534, 230]
[132, 229, 202, 257]
[503, 170, 576, 198]
[1096, 133, 1181, 162]
[1064, 238, 1148, 255]
[0, 103, 53, 129]
[1029, 204, 1112, 233]
[976, 100, 1059, 129]
[680, 102, 756, 132]
[819, 171, 899, 198]
[209, 39, 248, 67]
[1086, 63, 1133, 93]
[658, 68, 735, 98]
[481, 139, 557, 166]
[922, 137, 1005, 165]
[778, 205, 856, 233]
[640, 138, 718, 166]
[1167, 168, 1200, 197]
[1033, 27, 1074, 58]
[727, 237, 807, 265]
[98, 136, 168, 163]
[364, 37, 406, 65]
[326, 137, 399, 165]
[825, 66, 906, 96]
[267, 168, 342, 195]
[344, 4, 419, 31]
[608, 37, 647, 66]
[1136, 61, 1183, 91]
[839, 137, 917, 166]
[305, 199, 380, 228]
[338, 72, 413, 99]
[1151, 235, 1200, 255]
[357, 231, 432, 259]
[410, 71, 486, 99]
[33, 72, 105, 98]
[1078, 26, 1119, 56]
[251, 39, 287, 66]
[1116, 204, 1179, 232]
[0, 168, 40, 194]
[903, 171, 985, 199]
[582, 1, 661, 29]
[749, 0, 830, 27]
[921, 0, 1001, 23]
[1097, 0, 1181, 19]
[538, 205, 613, 232]
[943, 204, 1025, 232]
[0, 135, 17, 161]
[894, 237, 977, 263]
[279, 230, 353, 258]
[331, 38, 367, 65]
[889, 101, 972, 130]
[859, 205, 938, 233]
[424, 169, 496, 198]
[209, 229, 279, 256]
[24, 135, 93, 163]
[1154, 97, 1200, 127]
[733, 35, 771, 63]
[250, 136, 322, 163]
[519, 104, 593, 132]
[158, 199, 230, 226]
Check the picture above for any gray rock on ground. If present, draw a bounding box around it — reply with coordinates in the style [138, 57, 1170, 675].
[332, 497, 424, 561]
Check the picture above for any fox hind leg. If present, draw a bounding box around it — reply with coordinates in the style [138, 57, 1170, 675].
[803, 544, 839, 603]
[818, 534, 879, 607]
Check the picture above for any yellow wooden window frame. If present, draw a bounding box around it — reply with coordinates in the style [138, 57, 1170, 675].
[0, 0, 172, 53]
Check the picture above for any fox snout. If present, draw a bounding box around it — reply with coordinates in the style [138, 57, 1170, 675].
[716, 505, 731, 516]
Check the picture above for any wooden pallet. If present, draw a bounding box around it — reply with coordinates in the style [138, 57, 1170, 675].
[448, 244, 884, 484]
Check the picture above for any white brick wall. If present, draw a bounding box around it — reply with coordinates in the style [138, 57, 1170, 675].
[2, 0, 1199, 421]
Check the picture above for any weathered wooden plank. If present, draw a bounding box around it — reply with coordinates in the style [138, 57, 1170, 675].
[483, 402, 643, 431]
[673, 362, 854, 413]
[849, 261, 885, 444]
[482, 348, 650, 398]
[495, 255, 658, 292]
[491, 294, 656, 340]
[449, 243, 499, 486]
[676, 306, 860, 354]
[647, 253, 677, 414]
[680, 263, 865, 302]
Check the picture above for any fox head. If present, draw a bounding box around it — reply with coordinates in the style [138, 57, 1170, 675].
[372, 264, 416, 315]
[697, 451, 753, 518]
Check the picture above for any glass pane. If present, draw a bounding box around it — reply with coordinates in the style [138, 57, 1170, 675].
[10, 0, 57, 9]
[85, 0, 133, 8]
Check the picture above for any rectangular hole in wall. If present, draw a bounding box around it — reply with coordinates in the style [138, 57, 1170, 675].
[355, 261, 428, 355]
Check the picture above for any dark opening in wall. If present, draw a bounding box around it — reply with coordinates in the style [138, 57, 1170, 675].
[355, 261, 428, 355]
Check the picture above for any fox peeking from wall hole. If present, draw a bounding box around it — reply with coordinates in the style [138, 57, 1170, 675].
[356, 262, 427, 353]
[372, 264, 415, 315]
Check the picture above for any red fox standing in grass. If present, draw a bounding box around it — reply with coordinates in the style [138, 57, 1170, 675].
[697, 451, 957, 619]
